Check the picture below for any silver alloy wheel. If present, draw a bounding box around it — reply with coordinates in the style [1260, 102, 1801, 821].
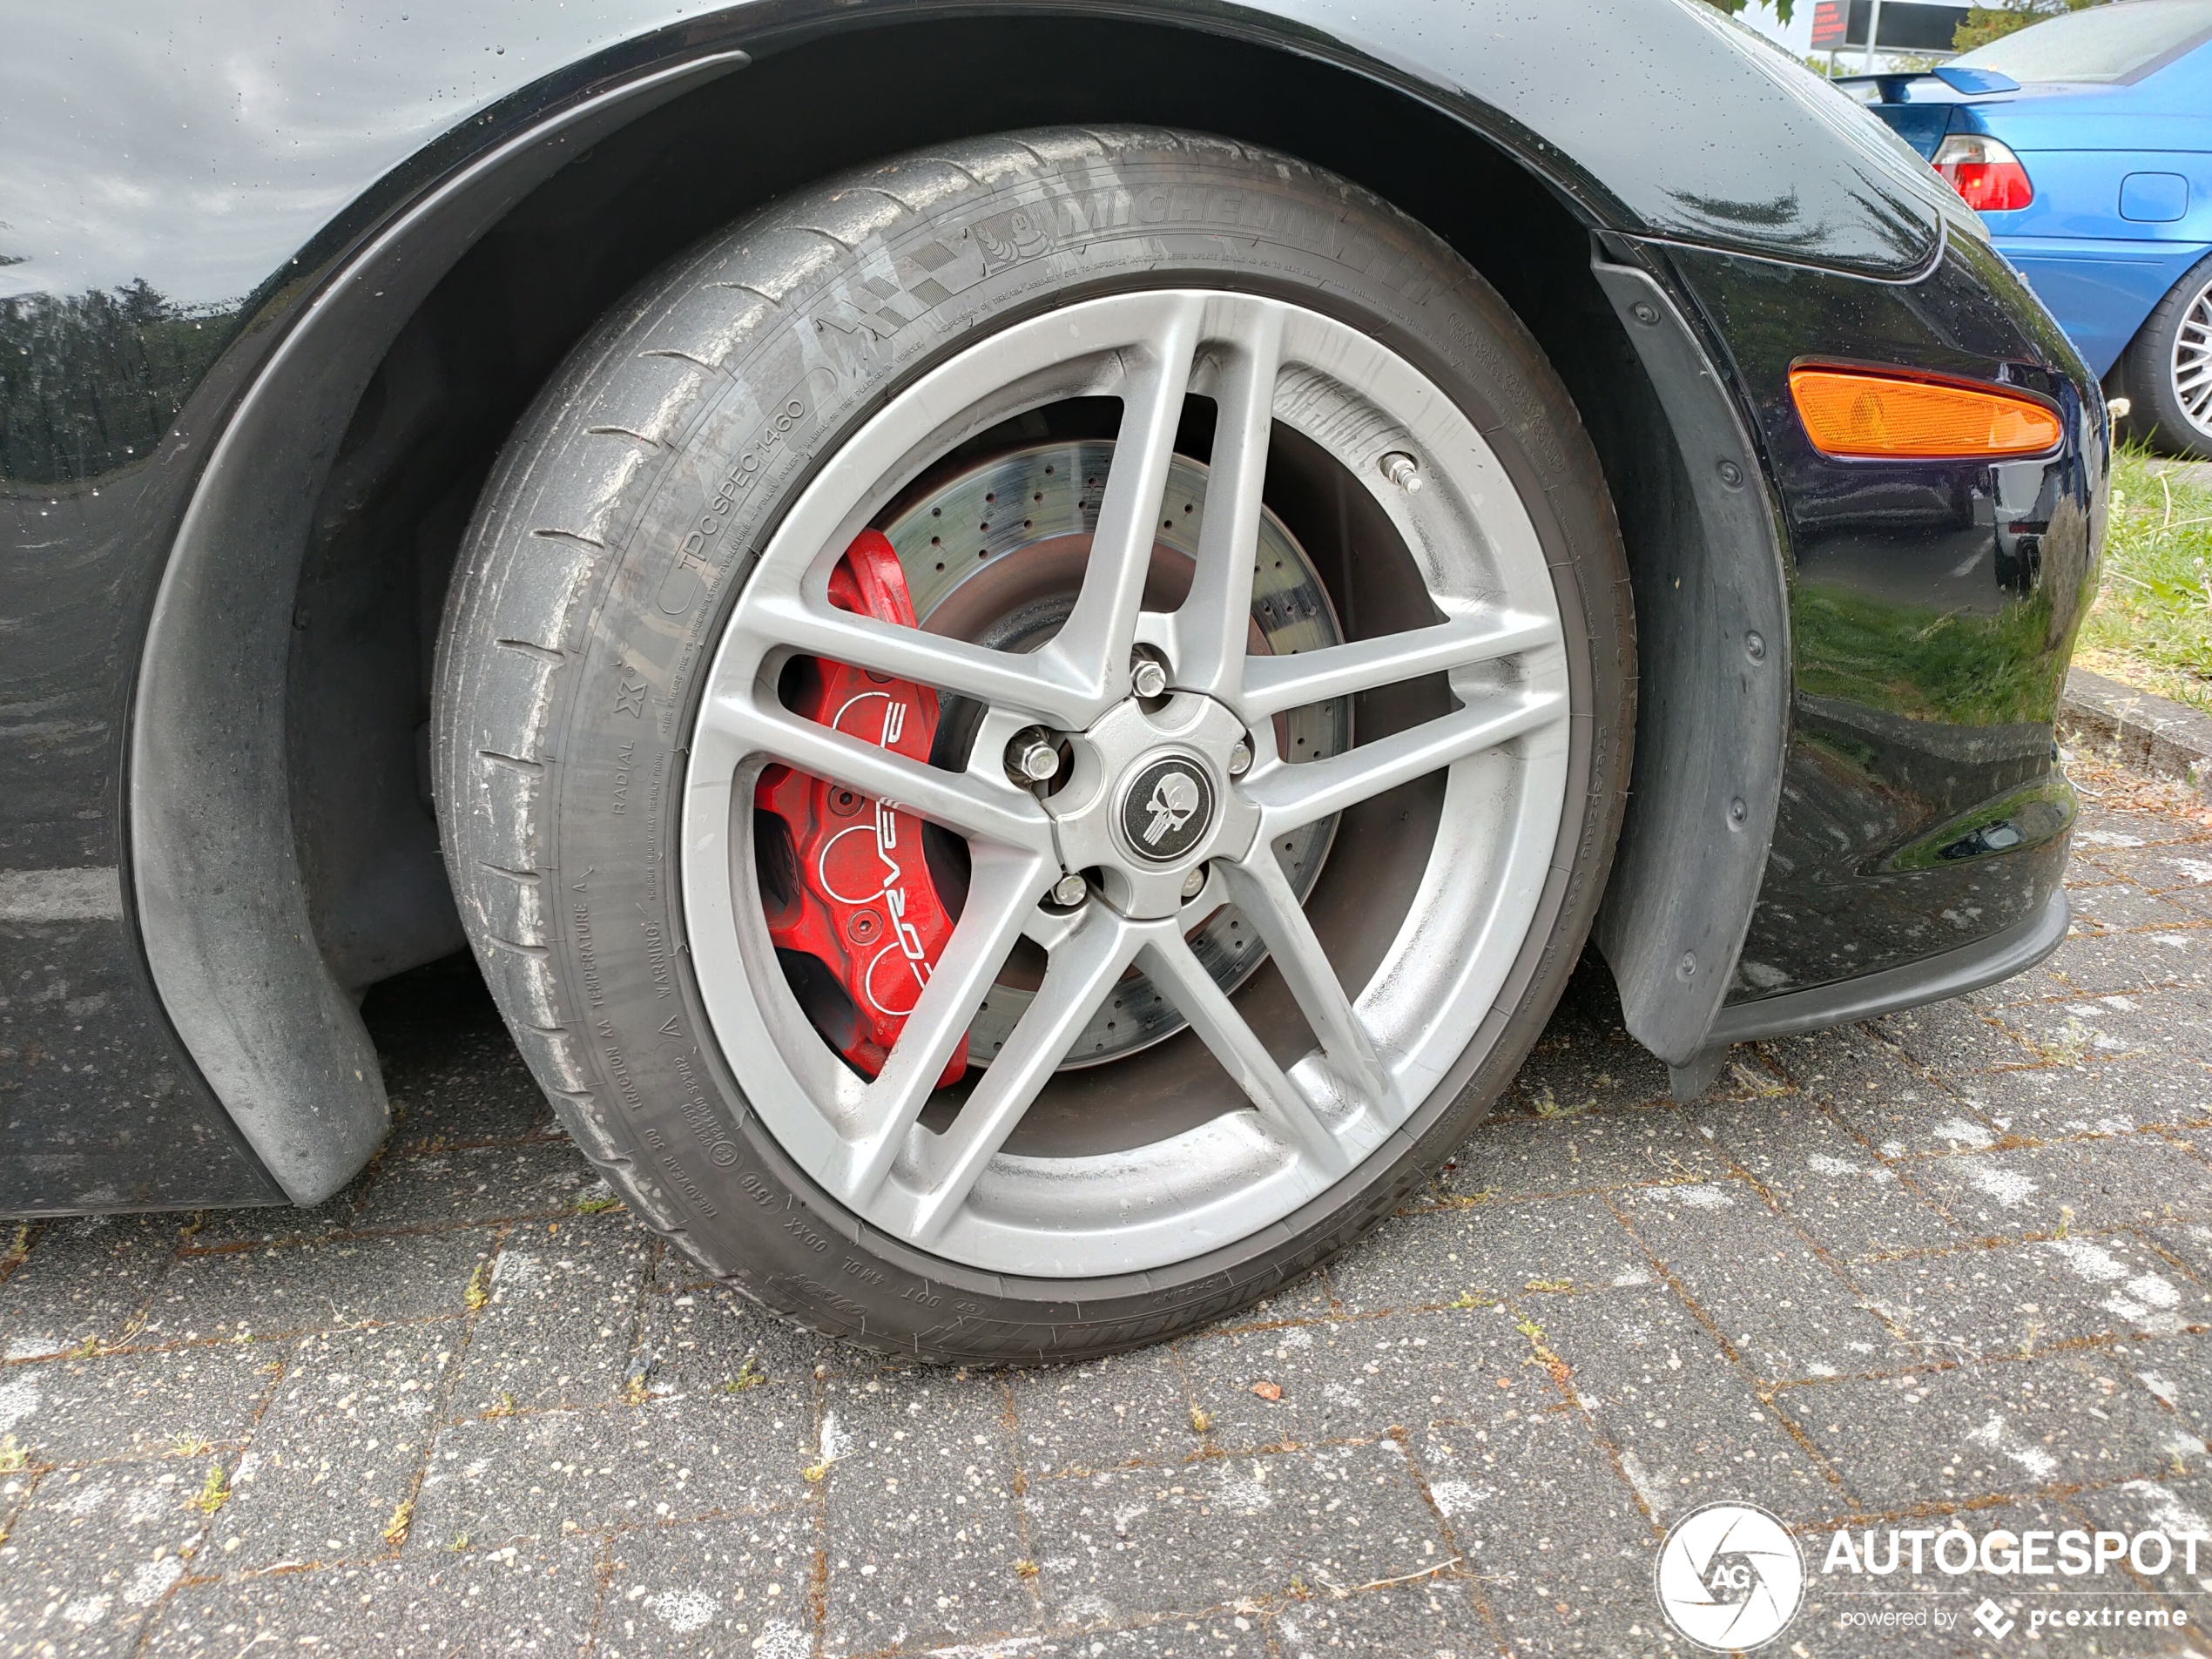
[682, 289, 1571, 1276]
[2175, 273, 2212, 438]
[880, 438, 1349, 1069]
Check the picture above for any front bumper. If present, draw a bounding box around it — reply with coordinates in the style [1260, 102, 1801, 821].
[1665, 224, 2106, 1029]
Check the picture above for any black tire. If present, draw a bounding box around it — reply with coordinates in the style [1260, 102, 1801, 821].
[434, 125, 1633, 1364]
[2112, 249, 2212, 461]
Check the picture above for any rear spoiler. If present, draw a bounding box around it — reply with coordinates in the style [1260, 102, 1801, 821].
[1833, 64, 2020, 100]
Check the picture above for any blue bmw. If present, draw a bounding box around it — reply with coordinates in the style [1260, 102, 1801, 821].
[1855, 0, 2212, 455]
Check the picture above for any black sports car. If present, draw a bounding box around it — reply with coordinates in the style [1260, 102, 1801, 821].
[0, 0, 2103, 1361]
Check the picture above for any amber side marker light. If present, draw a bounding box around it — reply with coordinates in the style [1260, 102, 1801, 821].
[1789, 368, 2062, 460]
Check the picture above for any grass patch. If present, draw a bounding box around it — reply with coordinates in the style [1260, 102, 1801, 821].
[2076, 447, 2212, 711]
[190, 1462, 230, 1515]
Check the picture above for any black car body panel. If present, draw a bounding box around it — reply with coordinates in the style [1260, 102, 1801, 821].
[0, 0, 2100, 1211]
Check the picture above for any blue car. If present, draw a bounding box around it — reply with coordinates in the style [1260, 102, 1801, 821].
[1852, 0, 2212, 456]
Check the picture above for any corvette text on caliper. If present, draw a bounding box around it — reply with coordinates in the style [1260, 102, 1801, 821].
[755, 530, 966, 1087]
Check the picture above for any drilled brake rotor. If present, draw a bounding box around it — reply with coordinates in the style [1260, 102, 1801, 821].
[880, 439, 1351, 1070]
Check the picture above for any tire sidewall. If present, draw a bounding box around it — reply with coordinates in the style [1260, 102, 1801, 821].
[2126, 251, 2212, 461]
[510, 135, 1632, 1359]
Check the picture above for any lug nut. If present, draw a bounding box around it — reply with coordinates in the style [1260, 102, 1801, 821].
[1379, 451, 1423, 493]
[1130, 654, 1169, 698]
[1008, 730, 1061, 784]
[1227, 739, 1252, 777]
[1051, 872, 1089, 907]
[1180, 865, 1208, 901]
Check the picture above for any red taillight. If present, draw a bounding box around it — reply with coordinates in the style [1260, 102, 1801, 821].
[1933, 133, 2034, 213]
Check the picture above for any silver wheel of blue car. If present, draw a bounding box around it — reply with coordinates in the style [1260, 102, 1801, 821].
[2121, 251, 2212, 462]
[2172, 272, 2212, 441]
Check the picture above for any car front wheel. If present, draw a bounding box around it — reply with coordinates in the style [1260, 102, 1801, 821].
[435, 125, 1633, 1362]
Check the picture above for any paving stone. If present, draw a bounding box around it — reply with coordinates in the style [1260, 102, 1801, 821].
[1781, 1352, 2203, 1508]
[1613, 1184, 1914, 1382]
[1181, 1308, 1532, 1449]
[135, 1243, 348, 1345]
[945, 1615, 1274, 1656]
[145, 1534, 599, 1656]
[2095, 845, 2212, 895]
[1535, 1287, 1841, 1524]
[1953, 1054, 2212, 1139]
[2022, 930, 2197, 1000]
[595, 1508, 817, 1658]
[1202, 1274, 1338, 1335]
[819, 1369, 1036, 1653]
[411, 1389, 812, 1548]
[1272, 1575, 1494, 1658]
[1325, 1196, 1653, 1315]
[211, 1326, 451, 1570]
[1442, 1109, 1730, 1201]
[1028, 1441, 1447, 1627]
[1769, 1027, 2003, 1155]
[1689, 1091, 1965, 1259]
[448, 1222, 654, 1414]
[0, 1215, 177, 1361]
[2069, 1472, 2212, 1603]
[368, 959, 562, 1149]
[2149, 1220, 2212, 1283]
[1910, 1134, 2212, 1236]
[2001, 992, 2192, 1063]
[131, 1231, 496, 1350]
[1870, 1007, 2046, 1086]
[2114, 1329, 2212, 1444]
[321, 1228, 502, 1328]
[1013, 1342, 1201, 1474]
[0, 1346, 273, 1466]
[2066, 881, 2209, 934]
[0, 1458, 212, 1657]
[347, 1140, 597, 1231]
[1418, 1410, 1669, 1656]
[2159, 880, 2212, 923]
[1508, 1021, 1675, 1116]
[1853, 1234, 2212, 1366]
[631, 1282, 839, 1402]
[181, 1187, 363, 1251]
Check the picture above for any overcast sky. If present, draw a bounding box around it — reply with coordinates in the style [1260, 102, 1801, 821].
[1742, 1, 1822, 53]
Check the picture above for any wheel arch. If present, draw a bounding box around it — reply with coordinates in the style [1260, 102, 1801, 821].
[131, 9, 1789, 1202]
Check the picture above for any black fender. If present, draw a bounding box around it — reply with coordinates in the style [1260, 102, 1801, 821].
[33, 0, 1941, 1199]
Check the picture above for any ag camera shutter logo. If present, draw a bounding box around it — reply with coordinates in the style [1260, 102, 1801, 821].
[1654, 1501, 1806, 1650]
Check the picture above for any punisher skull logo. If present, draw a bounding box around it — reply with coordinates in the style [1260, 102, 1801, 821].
[1118, 755, 1215, 864]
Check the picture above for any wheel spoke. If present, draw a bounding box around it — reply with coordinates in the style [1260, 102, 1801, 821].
[705, 690, 1055, 854]
[1240, 689, 1566, 836]
[1136, 928, 1352, 1176]
[905, 906, 1142, 1244]
[1174, 304, 1285, 702]
[1217, 854, 1401, 1124]
[745, 591, 1098, 731]
[1238, 612, 1561, 720]
[838, 846, 1052, 1206]
[1035, 299, 1204, 703]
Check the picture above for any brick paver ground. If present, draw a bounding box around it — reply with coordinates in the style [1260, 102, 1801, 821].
[4, 758, 2212, 1656]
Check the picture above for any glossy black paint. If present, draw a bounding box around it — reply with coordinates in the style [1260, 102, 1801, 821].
[0, 0, 2092, 1211]
[1668, 226, 2102, 1003]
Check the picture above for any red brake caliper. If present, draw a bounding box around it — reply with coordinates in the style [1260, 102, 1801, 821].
[755, 530, 967, 1088]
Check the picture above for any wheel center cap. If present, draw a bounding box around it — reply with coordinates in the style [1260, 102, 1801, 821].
[1117, 752, 1216, 864]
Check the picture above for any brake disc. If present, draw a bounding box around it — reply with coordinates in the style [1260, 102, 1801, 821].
[882, 439, 1350, 1069]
